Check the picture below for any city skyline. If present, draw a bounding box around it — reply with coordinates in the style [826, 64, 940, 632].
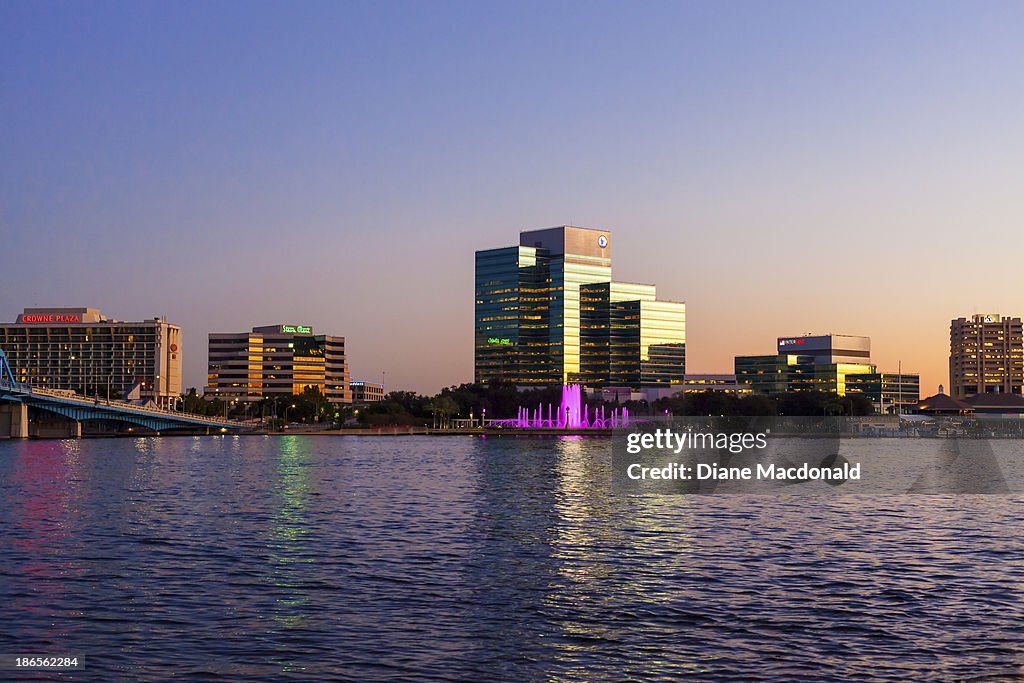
[4, 2, 1024, 395]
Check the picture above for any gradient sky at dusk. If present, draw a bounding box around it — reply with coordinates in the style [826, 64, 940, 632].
[3, 1, 1024, 395]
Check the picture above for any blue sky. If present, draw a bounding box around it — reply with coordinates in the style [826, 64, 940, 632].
[3, 1, 1024, 393]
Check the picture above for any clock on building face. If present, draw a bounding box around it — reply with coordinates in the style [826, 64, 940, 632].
[598, 235, 608, 248]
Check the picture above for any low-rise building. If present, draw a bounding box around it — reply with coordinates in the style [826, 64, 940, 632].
[845, 372, 921, 414]
[350, 380, 385, 404]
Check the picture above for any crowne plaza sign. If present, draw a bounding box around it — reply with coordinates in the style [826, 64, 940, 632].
[20, 313, 82, 323]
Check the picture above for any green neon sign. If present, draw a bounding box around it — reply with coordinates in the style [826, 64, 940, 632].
[487, 337, 512, 345]
[281, 324, 312, 334]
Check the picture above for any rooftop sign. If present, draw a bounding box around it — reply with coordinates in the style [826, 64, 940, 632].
[20, 313, 82, 324]
[280, 324, 312, 335]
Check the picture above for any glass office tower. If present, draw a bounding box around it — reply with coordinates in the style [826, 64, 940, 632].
[476, 227, 685, 387]
[579, 282, 685, 387]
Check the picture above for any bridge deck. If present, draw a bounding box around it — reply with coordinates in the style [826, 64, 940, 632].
[0, 381, 248, 430]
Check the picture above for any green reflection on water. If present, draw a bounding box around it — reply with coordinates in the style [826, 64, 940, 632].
[268, 435, 315, 634]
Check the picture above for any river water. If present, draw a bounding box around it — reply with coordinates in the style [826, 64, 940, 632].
[1, 435, 1022, 681]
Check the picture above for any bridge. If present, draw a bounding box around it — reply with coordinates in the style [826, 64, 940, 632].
[0, 349, 249, 438]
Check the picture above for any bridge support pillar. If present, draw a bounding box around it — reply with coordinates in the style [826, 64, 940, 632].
[30, 418, 81, 439]
[0, 402, 29, 439]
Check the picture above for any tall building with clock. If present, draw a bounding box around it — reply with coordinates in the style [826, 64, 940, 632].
[949, 314, 1024, 398]
[474, 226, 686, 387]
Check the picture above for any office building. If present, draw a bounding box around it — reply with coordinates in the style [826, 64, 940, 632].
[949, 314, 1023, 398]
[736, 334, 877, 397]
[0, 307, 182, 407]
[206, 324, 352, 404]
[579, 282, 686, 387]
[475, 226, 685, 387]
[845, 372, 921, 414]
[776, 334, 872, 364]
[350, 380, 385, 404]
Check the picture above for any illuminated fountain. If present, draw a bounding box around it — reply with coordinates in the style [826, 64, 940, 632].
[499, 384, 629, 429]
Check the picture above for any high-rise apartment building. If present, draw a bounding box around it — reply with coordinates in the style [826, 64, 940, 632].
[206, 324, 352, 404]
[949, 314, 1024, 398]
[475, 226, 685, 387]
[0, 307, 182, 407]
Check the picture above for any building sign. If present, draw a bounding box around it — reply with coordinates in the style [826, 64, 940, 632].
[598, 235, 608, 248]
[21, 314, 82, 323]
[280, 324, 312, 335]
[487, 337, 512, 345]
[778, 338, 805, 347]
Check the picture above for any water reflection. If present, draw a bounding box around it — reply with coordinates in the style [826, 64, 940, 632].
[0, 436, 1022, 681]
[267, 435, 315, 637]
[2, 440, 85, 645]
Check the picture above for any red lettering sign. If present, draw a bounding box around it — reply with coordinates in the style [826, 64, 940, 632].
[21, 314, 81, 324]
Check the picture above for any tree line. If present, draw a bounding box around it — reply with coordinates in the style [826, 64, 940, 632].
[177, 380, 876, 426]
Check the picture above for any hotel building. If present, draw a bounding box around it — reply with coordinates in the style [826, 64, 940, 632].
[0, 307, 182, 407]
[206, 324, 352, 404]
[949, 314, 1023, 398]
[475, 226, 685, 387]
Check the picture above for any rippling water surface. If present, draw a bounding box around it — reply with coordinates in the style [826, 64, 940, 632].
[1, 435, 1023, 681]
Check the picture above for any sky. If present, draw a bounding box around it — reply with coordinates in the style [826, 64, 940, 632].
[2, 1, 1023, 395]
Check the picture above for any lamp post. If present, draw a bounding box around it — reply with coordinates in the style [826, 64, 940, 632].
[481, 407, 486, 428]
